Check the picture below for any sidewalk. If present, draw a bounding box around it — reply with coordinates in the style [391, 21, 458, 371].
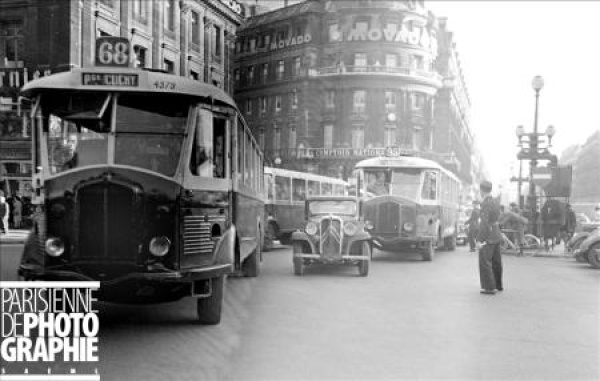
[503, 242, 573, 259]
[0, 229, 30, 244]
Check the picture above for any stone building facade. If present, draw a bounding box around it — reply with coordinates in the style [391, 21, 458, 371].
[0, 0, 243, 198]
[234, 0, 478, 187]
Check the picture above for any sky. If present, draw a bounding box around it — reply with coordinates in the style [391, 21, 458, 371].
[427, 1, 600, 186]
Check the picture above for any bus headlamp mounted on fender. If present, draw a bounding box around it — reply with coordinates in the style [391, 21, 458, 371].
[149, 236, 171, 257]
[45, 237, 65, 257]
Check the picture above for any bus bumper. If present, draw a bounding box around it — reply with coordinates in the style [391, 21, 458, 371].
[18, 263, 232, 284]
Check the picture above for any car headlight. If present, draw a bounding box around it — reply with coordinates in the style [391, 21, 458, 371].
[149, 236, 171, 257]
[343, 222, 358, 236]
[403, 222, 414, 232]
[45, 237, 65, 257]
[305, 222, 318, 236]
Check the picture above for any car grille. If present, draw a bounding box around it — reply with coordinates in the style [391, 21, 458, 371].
[77, 182, 137, 262]
[320, 216, 342, 259]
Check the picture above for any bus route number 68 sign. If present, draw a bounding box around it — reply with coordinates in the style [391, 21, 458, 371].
[95, 37, 131, 67]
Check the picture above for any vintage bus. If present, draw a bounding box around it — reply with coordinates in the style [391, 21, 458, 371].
[354, 155, 461, 261]
[18, 41, 264, 324]
[263, 167, 348, 249]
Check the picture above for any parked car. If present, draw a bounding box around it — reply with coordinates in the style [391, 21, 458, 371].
[573, 225, 600, 268]
[291, 196, 372, 276]
[569, 221, 600, 261]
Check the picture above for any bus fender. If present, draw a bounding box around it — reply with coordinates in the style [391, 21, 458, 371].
[213, 225, 236, 266]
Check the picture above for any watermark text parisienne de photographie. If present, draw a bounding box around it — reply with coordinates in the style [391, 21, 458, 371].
[0, 281, 100, 381]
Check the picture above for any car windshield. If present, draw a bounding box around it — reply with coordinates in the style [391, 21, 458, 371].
[308, 200, 357, 215]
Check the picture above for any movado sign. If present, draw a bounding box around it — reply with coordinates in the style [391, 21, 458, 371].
[270, 34, 312, 51]
[345, 23, 437, 54]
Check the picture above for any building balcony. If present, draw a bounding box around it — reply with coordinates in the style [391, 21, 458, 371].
[312, 65, 442, 87]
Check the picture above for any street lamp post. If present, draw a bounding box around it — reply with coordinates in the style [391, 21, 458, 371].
[514, 75, 558, 237]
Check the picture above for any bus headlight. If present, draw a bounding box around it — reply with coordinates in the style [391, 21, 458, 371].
[45, 237, 65, 257]
[149, 236, 171, 257]
[403, 222, 414, 232]
[343, 222, 358, 236]
[305, 222, 318, 236]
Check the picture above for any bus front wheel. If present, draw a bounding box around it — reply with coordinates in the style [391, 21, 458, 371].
[444, 235, 456, 251]
[242, 242, 261, 278]
[196, 276, 224, 325]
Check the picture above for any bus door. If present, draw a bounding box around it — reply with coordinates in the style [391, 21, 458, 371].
[180, 106, 231, 270]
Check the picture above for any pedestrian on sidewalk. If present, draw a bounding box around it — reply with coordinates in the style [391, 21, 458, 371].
[477, 180, 504, 295]
[0, 191, 9, 235]
[465, 200, 480, 252]
[12, 194, 22, 229]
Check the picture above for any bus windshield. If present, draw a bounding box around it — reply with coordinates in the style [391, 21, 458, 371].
[391, 168, 422, 200]
[44, 92, 111, 175]
[114, 94, 188, 176]
[43, 92, 189, 177]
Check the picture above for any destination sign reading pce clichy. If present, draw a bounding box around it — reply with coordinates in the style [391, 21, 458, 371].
[81, 72, 139, 87]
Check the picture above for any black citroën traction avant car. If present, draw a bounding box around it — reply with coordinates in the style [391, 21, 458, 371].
[291, 196, 372, 276]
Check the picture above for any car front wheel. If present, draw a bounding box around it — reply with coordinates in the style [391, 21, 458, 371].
[586, 243, 600, 269]
[358, 242, 371, 276]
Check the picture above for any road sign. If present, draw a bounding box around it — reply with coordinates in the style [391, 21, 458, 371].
[531, 167, 552, 187]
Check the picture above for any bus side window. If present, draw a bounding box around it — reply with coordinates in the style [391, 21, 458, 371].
[308, 180, 319, 196]
[190, 109, 213, 177]
[275, 175, 290, 201]
[213, 118, 226, 178]
[322, 183, 332, 196]
[422, 171, 438, 200]
[292, 178, 306, 201]
[238, 122, 245, 183]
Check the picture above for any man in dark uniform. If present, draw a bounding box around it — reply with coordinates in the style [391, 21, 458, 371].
[477, 180, 504, 295]
[465, 200, 480, 252]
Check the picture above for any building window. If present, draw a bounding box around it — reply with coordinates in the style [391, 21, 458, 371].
[249, 38, 256, 52]
[351, 127, 364, 148]
[132, 0, 148, 22]
[325, 90, 335, 109]
[291, 89, 298, 109]
[259, 128, 265, 150]
[328, 23, 341, 42]
[273, 124, 281, 151]
[164, 0, 175, 31]
[293, 56, 301, 76]
[385, 54, 397, 68]
[214, 25, 221, 57]
[275, 95, 282, 112]
[190, 70, 199, 80]
[385, 91, 396, 112]
[413, 126, 422, 150]
[133, 45, 146, 68]
[276, 60, 284, 80]
[261, 96, 267, 113]
[191, 11, 200, 45]
[289, 124, 297, 149]
[324, 124, 334, 148]
[428, 129, 434, 150]
[412, 55, 423, 70]
[0, 20, 24, 67]
[234, 69, 240, 83]
[164, 59, 174, 73]
[248, 65, 255, 84]
[262, 63, 269, 83]
[354, 53, 367, 71]
[246, 99, 252, 115]
[384, 125, 396, 147]
[353, 90, 366, 114]
[411, 93, 425, 110]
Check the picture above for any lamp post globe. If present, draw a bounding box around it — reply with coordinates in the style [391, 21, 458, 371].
[531, 75, 544, 92]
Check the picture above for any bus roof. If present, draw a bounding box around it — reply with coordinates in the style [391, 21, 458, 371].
[20, 67, 236, 108]
[355, 156, 460, 182]
[264, 166, 347, 185]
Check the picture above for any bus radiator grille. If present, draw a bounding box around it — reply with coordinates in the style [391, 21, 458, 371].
[182, 215, 220, 258]
[377, 202, 401, 234]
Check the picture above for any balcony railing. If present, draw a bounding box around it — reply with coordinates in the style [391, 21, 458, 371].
[313, 65, 442, 83]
